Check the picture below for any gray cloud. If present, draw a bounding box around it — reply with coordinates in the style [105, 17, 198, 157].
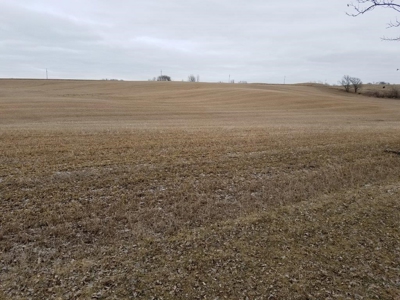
[0, 0, 399, 83]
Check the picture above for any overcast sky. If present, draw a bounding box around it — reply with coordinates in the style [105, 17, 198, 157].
[1, 0, 399, 84]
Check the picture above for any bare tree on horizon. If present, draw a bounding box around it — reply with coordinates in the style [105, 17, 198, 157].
[339, 75, 353, 92]
[350, 77, 363, 93]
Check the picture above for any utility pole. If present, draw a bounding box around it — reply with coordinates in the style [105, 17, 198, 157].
[284, 76, 286, 84]
[46, 68, 48, 80]
[229, 74, 230, 83]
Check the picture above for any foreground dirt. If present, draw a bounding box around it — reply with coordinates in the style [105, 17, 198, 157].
[0, 80, 399, 299]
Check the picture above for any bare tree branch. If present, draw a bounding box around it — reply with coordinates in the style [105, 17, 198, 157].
[387, 18, 400, 28]
[347, 0, 400, 16]
[347, 0, 400, 40]
[350, 77, 363, 93]
[339, 75, 352, 92]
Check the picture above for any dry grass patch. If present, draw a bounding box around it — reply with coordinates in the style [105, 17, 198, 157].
[1, 127, 400, 299]
[1, 80, 400, 299]
[362, 84, 400, 99]
[117, 182, 399, 299]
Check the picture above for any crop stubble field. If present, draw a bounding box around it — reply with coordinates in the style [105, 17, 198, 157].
[0, 80, 400, 299]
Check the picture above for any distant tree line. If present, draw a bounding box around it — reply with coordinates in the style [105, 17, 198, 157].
[188, 75, 200, 82]
[157, 75, 171, 81]
[340, 75, 400, 99]
[148, 74, 202, 82]
[339, 75, 363, 93]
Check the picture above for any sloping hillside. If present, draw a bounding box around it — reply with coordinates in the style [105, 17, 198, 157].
[1, 80, 400, 129]
[0, 80, 399, 299]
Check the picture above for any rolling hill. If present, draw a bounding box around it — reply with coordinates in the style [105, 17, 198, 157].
[1, 80, 399, 299]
